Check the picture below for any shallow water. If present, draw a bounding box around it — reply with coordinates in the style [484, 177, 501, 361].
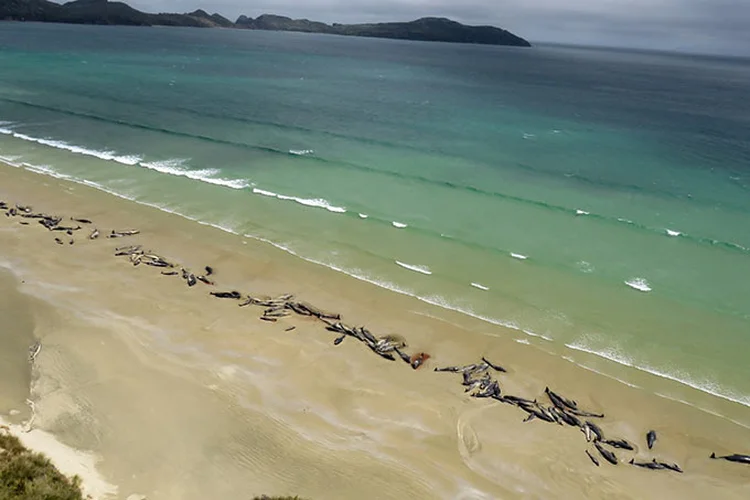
[1, 23, 750, 423]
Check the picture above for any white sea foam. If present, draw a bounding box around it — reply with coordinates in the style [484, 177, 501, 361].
[514, 338, 530, 345]
[8, 131, 144, 165]
[625, 277, 651, 292]
[565, 340, 750, 408]
[276, 193, 347, 213]
[575, 209, 590, 216]
[253, 188, 277, 197]
[522, 329, 553, 342]
[470, 282, 489, 291]
[392, 221, 408, 228]
[577, 260, 594, 273]
[358, 213, 369, 219]
[617, 217, 634, 224]
[0, 155, 22, 167]
[114, 155, 142, 166]
[289, 149, 314, 156]
[5, 130, 243, 188]
[22, 162, 73, 180]
[653, 393, 750, 430]
[395, 261, 432, 275]
[243, 235, 535, 339]
[522, 133, 536, 140]
[510, 252, 528, 260]
[251, 187, 346, 213]
[139, 159, 250, 189]
[666, 228, 682, 237]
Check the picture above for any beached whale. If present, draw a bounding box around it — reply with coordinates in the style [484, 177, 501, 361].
[409, 352, 430, 370]
[553, 407, 581, 427]
[545, 387, 578, 411]
[568, 407, 605, 418]
[585, 421, 604, 442]
[109, 229, 140, 238]
[472, 380, 501, 399]
[586, 450, 600, 466]
[263, 310, 290, 318]
[530, 407, 555, 423]
[115, 245, 141, 256]
[39, 216, 61, 229]
[503, 395, 536, 406]
[333, 334, 346, 345]
[595, 442, 618, 465]
[393, 347, 411, 363]
[89, 228, 100, 239]
[287, 301, 341, 320]
[146, 259, 172, 268]
[482, 357, 507, 372]
[710, 452, 750, 464]
[210, 291, 243, 299]
[629, 459, 662, 470]
[647, 430, 657, 449]
[71, 217, 92, 224]
[630, 459, 683, 473]
[205, 266, 214, 276]
[52, 225, 81, 232]
[604, 438, 634, 451]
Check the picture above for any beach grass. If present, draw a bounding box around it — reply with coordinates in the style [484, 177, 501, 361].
[0, 429, 85, 500]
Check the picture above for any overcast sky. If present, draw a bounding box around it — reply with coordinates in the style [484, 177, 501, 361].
[124, 0, 750, 55]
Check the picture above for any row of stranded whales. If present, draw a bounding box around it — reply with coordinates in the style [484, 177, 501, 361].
[436, 369, 682, 470]
[3, 197, 750, 476]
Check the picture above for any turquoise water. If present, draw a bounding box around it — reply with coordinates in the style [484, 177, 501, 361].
[2, 23, 750, 415]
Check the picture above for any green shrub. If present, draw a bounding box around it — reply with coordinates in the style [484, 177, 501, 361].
[1, 430, 308, 500]
[0, 430, 85, 500]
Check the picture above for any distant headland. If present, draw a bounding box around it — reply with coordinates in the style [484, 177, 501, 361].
[0, 0, 532, 47]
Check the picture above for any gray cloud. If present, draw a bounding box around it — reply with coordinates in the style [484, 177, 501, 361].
[124, 0, 750, 55]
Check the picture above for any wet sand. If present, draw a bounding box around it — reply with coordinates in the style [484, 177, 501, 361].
[1, 161, 750, 499]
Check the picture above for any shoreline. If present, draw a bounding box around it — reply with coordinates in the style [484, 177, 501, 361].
[2, 160, 750, 498]
[3, 148, 747, 418]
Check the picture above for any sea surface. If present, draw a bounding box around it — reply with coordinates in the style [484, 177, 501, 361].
[2, 23, 750, 421]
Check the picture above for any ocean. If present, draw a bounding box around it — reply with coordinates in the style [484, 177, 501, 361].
[2, 22, 750, 421]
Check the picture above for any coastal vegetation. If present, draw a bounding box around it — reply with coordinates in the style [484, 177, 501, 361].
[0, 430, 85, 500]
[1, 428, 306, 500]
[0, 0, 531, 47]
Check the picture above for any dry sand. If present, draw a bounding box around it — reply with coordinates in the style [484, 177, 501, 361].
[1, 161, 750, 499]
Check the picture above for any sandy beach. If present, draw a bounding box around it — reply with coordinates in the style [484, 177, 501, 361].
[2, 160, 750, 499]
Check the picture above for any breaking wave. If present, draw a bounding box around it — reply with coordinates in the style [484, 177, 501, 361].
[251, 187, 347, 213]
